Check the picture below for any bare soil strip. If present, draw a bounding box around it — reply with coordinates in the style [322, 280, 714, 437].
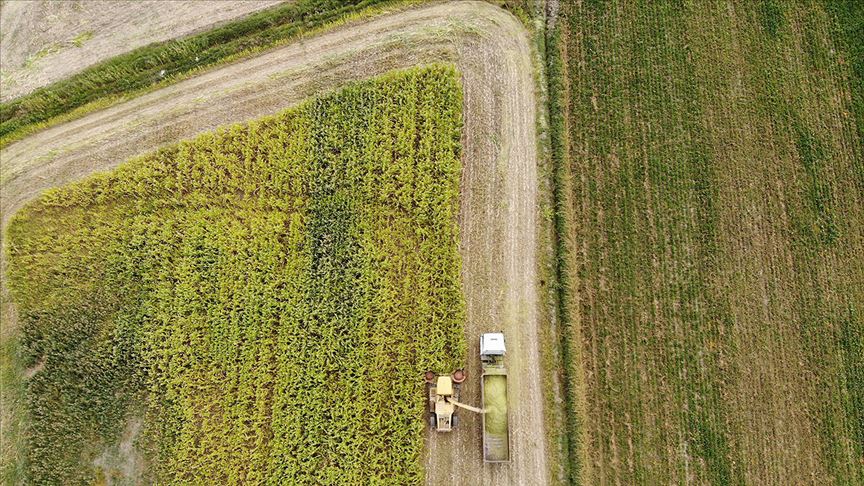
[0, 0, 282, 101]
[0, 2, 547, 484]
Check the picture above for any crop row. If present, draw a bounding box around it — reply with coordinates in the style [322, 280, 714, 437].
[6, 65, 465, 484]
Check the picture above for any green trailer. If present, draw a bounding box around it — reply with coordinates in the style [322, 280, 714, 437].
[480, 333, 510, 463]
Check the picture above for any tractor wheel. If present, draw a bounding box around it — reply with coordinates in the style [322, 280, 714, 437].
[451, 414, 459, 428]
[429, 413, 437, 428]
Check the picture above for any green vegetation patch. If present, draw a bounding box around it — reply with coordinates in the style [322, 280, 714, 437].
[555, 0, 863, 484]
[71, 31, 95, 48]
[6, 66, 465, 484]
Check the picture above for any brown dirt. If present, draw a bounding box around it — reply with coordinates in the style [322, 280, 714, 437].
[0, 0, 282, 101]
[0, 2, 549, 484]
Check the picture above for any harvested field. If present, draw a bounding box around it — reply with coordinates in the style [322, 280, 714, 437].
[0, 0, 281, 101]
[1, 2, 547, 485]
[555, 0, 864, 484]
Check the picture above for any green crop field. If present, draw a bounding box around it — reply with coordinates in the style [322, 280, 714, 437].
[552, 0, 863, 484]
[6, 66, 465, 484]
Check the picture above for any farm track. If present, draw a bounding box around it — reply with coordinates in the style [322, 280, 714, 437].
[0, 2, 547, 484]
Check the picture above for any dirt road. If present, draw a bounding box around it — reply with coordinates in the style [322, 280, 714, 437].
[0, 2, 547, 484]
[0, 0, 282, 101]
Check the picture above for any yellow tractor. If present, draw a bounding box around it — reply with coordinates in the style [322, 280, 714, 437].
[425, 369, 485, 432]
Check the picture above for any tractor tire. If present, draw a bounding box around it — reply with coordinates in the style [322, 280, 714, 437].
[429, 413, 437, 428]
[451, 414, 459, 428]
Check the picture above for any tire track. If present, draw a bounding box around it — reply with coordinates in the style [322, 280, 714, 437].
[0, 2, 546, 484]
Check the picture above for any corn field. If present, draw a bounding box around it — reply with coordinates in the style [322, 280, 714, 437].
[6, 66, 465, 485]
